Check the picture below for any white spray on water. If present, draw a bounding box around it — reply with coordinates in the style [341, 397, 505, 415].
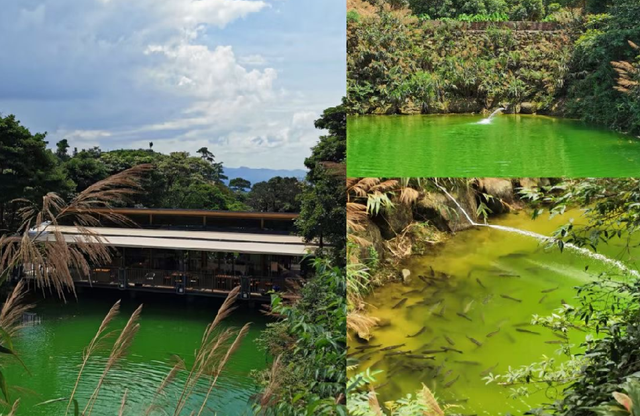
[436, 183, 640, 278]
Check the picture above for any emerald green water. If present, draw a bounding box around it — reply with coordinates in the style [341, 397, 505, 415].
[353, 210, 640, 414]
[5, 292, 268, 416]
[347, 115, 640, 177]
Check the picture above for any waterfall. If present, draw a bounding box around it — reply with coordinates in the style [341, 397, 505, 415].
[436, 183, 640, 278]
[477, 107, 505, 124]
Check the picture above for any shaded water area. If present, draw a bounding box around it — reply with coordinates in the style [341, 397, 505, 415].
[353, 209, 640, 414]
[347, 115, 640, 177]
[5, 290, 268, 415]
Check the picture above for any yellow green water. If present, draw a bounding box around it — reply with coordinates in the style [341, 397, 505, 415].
[353, 209, 640, 414]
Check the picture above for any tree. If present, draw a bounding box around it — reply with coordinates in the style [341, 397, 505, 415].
[296, 103, 346, 265]
[246, 177, 302, 212]
[55, 139, 70, 161]
[0, 114, 72, 230]
[64, 147, 109, 192]
[228, 178, 252, 193]
[196, 147, 227, 183]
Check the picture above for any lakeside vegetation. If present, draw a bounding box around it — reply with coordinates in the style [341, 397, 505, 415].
[347, 0, 640, 136]
[346, 177, 640, 415]
[0, 103, 347, 414]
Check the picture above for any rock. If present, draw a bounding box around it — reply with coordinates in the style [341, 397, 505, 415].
[374, 202, 413, 239]
[520, 102, 537, 114]
[355, 219, 387, 261]
[415, 193, 453, 232]
[477, 178, 514, 214]
[399, 100, 422, 115]
[402, 269, 412, 284]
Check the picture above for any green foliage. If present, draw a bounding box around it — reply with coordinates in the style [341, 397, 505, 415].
[229, 177, 252, 193]
[566, 0, 640, 135]
[254, 259, 346, 415]
[247, 177, 302, 212]
[347, 11, 572, 114]
[297, 103, 346, 266]
[0, 114, 73, 230]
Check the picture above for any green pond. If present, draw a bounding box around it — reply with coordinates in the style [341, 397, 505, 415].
[353, 209, 640, 414]
[347, 114, 640, 177]
[5, 291, 268, 416]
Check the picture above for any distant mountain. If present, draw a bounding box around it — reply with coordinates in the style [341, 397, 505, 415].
[223, 167, 307, 185]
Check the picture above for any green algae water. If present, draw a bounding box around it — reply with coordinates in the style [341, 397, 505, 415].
[353, 209, 640, 414]
[5, 291, 267, 416]
[347, 115, 640, 177]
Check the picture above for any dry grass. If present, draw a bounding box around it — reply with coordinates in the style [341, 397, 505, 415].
[0, 165, 151, 299]
[65, 300, 121, 416]
[169, 286, 251, 416]
[612, 41, 640, 94]
[84, 304, 143, 415]
[347, 311, 379, 341]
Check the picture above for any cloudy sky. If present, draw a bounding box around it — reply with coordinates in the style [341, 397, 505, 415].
[0, 0, 345, 169]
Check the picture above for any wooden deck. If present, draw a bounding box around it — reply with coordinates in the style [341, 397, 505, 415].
[68, 267, 289, 301]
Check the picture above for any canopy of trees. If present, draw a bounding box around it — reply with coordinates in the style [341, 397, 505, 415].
[0, 114, 311, 233]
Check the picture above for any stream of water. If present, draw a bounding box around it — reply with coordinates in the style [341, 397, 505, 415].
[352, 209, 640, 414]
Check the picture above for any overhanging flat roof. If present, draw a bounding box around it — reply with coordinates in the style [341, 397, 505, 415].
[68, 207, 298, 221]
[34, 226, 313, 256]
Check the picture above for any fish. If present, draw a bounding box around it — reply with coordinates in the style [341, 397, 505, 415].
[444, 335, 455, 345]
[444, 375, 460, 388]
[384, 350, 411, 357]
[429, 266, 435, 277]
[538, 295, 548, 304]
[392, 298, 408, 309]
[434, 362, 445, 378]
[420, 336, 440, 349]
[482, 294, 493, 304]
[463, 299, 475, 313]
[456, 312, 472, 321]
[403, 289, 420, 295]
[418, 274, 429, 283]
[442, 346, 464, 354]
[500, 294, 522, 303]
[476, 278, 485, 288]
[486, 328, 501, 338]
[553, 332, 569, 340]
[355, 344, 381, 350]
[359, 352, 374, 362]
[406, 354, 435, 360]
[480, 311, 486, 324]
[408, 326, 427, 338]
[503, 251, 528, 259]
[443, 369, 453, 378]
[466, 335, 483, 347]
[513, 322, 532, 327]
[380, 344, 405, 351]
[455, 360, 481, 366]
[545, 340, 565, 344]
[480, 363, 499, 376]
[541, 286, 559, 293]
[434, 304, 446, 318]
[516, 328, 540, 335]
[422, 349, 448, 354]
[561, 299, 568, 305]
[498, 273, 520, 278]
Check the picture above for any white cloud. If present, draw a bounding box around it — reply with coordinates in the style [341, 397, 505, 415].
[143, 43, 277, 100]
[238, 54, 268, 66]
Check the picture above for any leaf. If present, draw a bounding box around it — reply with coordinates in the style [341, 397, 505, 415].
[0, 345, 30, 374]
[0, 370, 9, 404]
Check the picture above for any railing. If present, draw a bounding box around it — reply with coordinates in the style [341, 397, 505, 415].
[68, 267, 288, 299]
